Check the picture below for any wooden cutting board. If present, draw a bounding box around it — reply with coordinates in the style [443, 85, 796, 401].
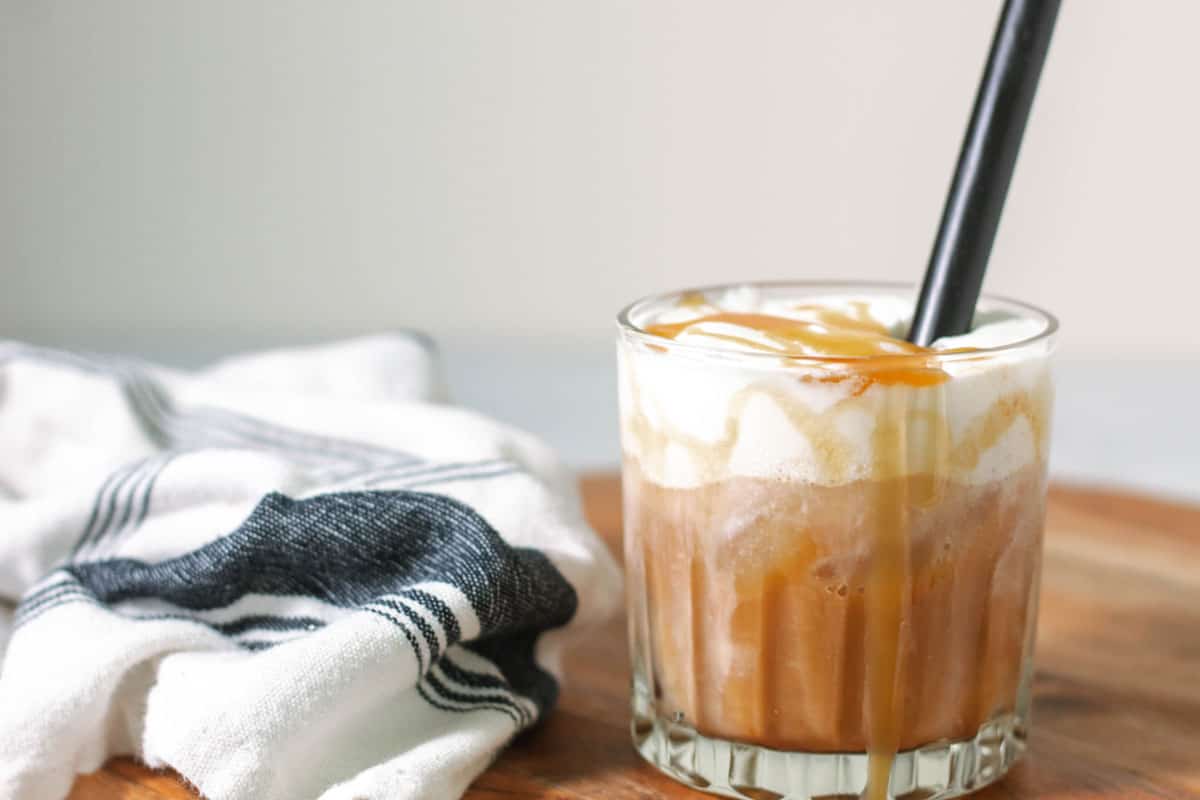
[69, 476, 1200, 799]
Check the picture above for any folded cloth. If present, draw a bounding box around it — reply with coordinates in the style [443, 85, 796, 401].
[0, 336, 622, 800]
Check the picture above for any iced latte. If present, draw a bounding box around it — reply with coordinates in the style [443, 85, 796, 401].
[618, 282, 1055, 800]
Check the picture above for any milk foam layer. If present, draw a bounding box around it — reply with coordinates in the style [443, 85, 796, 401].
[618, 287, 1054, 489]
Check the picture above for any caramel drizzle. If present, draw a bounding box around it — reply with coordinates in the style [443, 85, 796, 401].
[643, 304, 977, 389]
[646, 311, 921, 359]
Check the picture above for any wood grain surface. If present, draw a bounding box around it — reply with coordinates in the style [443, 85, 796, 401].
[68, 476, 1200, 799]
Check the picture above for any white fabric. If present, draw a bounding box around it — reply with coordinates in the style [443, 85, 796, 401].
[0, 335, 622, 800]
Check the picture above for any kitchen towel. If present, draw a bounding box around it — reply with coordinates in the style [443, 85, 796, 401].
[0, 336, 621, 800]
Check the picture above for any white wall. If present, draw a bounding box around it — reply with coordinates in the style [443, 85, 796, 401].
[2, 1, 1198, 357]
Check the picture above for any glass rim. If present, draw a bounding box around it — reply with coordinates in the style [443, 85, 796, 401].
[615, 279, 1059, 365]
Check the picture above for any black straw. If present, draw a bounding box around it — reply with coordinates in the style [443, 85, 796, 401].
[907, 0, 1061, 346]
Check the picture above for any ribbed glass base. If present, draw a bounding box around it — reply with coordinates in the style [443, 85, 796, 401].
[631, 688, 1027, 800]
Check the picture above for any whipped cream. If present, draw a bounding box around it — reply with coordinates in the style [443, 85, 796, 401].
[618, 286, 1054, 489]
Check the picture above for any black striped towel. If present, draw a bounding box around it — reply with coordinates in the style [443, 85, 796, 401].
[0, 336, 621, 799]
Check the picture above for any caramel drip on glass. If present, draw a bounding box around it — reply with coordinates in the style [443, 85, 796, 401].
[862, 387, 948, 800]
[865, 395, 909, 800]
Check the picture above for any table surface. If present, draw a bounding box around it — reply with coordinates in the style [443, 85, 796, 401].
[70, 476, 1200, 800]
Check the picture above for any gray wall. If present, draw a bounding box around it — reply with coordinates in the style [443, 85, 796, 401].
[4, 1, 1197, 355]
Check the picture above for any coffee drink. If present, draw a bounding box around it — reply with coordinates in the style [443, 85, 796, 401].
[618, 283, 1055, 800]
